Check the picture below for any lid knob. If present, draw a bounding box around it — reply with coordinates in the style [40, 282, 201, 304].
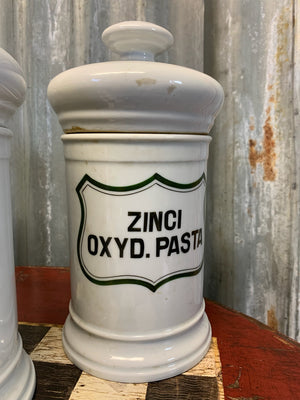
[102, 21, 174, 61]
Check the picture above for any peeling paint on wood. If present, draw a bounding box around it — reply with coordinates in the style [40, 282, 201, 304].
[227, 368, 242, 389]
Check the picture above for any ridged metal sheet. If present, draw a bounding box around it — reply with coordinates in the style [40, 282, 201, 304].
[204, 0, 299, 340]
[0, 0, 299, 340]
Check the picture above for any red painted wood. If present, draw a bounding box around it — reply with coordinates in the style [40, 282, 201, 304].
[206, 301, 300, 400]
[16, 266, 70, 325]
[16, 266, 300, 399]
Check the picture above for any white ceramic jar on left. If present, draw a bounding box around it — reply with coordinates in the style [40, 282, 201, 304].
[0, 49, 36, 399]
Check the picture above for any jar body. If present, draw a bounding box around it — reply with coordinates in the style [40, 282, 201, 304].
[0, 129, 36, 399]
[62, 133, 212, 382]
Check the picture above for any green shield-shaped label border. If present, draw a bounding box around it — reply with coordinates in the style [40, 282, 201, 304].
[76, 173, 206, 292]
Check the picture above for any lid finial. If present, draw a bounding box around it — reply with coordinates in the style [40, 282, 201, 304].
[102, 21, 174, 61]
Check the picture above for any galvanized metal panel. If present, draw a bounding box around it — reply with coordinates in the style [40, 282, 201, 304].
[291, 0, 300, 341]
[204, 0, 299, 340]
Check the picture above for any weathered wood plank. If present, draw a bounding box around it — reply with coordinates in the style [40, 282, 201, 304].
[33, 361, 81, 400]
[30, 326, 71, 364]
[69, 373, 148, 400]
[18, 322, 223, 400]
[16, 268, 300, 399]
[146, 376, 218, 400]
[206, 300, 300, 400]
[16, 265, 71, 324]
[18, 324, 50, 354]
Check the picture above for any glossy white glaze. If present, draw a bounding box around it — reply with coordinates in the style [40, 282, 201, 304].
[48, 21, 224, 383]
[0, 50, 35, 399]
[102, 21, 174, 61]
[47, 21, 224, 134]
[62, 133, 211, 382]
[0, 49, 26, 126]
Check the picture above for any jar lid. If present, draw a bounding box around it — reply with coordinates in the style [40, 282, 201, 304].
[0, 48, 26, 127]
[48, 21, 224, 134]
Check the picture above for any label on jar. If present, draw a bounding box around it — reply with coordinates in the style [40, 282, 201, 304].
[76, 173, 206, 292]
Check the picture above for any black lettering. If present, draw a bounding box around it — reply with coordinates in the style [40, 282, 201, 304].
[168, 236, 180, 256]
[191, 230, 198, 249]
[143, 212, 148, 232]
[156, 237, 169, 257]
[114, 237, 128, 258]
[99, 236, 112, 257]
[130, 238, 144, 258]
[180, 232, 190, 253]
[178, 209, 182, 229]
[149, 212, 163, 232]
[87, 234, 98, 256]
[128, 212, 141, 232]
[164, 210, 177, 231]
[197, 229, 202, 247]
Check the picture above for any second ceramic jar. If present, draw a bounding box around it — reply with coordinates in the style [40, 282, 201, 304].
[48, 21, 224, 383]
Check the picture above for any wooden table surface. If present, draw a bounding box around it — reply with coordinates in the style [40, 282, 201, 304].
[16, 266, 300, 400]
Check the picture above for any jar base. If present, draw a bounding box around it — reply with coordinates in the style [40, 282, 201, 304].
[62, 311, 211, 383]
[0, 334, 36, 400]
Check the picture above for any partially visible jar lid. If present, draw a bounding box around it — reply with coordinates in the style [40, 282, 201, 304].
[0, 49, 26, 127]
[47, 21, 224, 134]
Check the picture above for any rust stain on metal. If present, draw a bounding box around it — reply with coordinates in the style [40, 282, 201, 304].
[249, 6, 291, 182]
[249, 104, 276, 181]
[249, 139, 258, 168]
[276, 10, 290, 68]
[267, 306, 278, 331]
[262, 111, 276, 181]
[249, 115, 255, 132]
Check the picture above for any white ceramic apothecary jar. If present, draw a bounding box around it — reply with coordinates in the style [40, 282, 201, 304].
[0, 49, 36, 399]
[48, 21, 224, 383]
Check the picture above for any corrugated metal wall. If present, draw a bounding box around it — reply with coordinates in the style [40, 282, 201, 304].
[1, 0, 299, 340]
[204, 0, 299, 341]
